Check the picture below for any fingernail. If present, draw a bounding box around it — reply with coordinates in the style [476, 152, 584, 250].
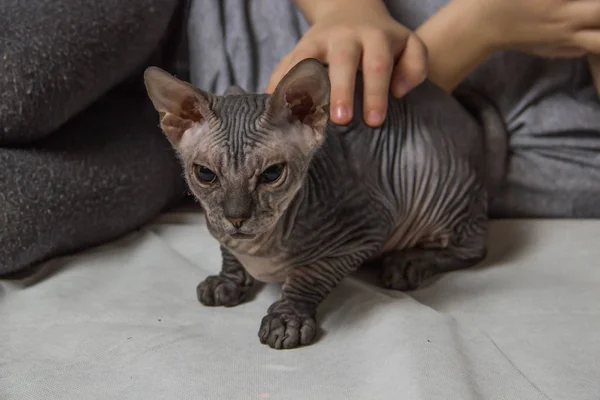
[368, 110, 383, 126]
[334, 105, 349, 122]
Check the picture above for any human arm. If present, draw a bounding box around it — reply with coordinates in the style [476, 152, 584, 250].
[267, 0, 428, 127]
[414, 2, 495, 93]
[291, 0, 389, 25]
[416, 0, 600, 93]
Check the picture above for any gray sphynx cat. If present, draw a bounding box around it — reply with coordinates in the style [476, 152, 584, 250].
[143, 58, 504, 349]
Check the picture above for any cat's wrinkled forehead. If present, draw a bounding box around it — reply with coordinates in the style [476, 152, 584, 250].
[202, 94, 280, 162]
[143, 58, 331, 167]
[210, 93, 270, 126]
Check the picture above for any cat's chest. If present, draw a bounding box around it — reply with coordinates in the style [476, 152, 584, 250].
[229, 249, 292, 283]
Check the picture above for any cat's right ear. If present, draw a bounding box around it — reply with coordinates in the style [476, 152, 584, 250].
[143, 67, 212, 147]
[266, 58, 330, 144]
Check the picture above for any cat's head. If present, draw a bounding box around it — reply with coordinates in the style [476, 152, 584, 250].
[144, 59, 330, 242]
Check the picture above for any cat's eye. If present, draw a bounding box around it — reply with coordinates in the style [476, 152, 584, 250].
[195, 165, 217, 184]
[260, 164, 285, 184]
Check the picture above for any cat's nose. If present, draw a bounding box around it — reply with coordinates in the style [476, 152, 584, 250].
[227, 217, 247, 229]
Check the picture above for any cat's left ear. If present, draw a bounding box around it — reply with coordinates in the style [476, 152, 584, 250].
[266, 58, 330, 141]
[143, 67, 213, 147]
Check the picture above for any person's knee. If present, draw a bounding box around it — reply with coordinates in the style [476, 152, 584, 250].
[0, 92, 186, 275]
[0, 196, 47, 275]
[0, 0, 182, 145]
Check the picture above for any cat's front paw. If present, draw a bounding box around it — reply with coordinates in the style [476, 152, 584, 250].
[197, 275, 247, 307]
[258, 304, 317, 349]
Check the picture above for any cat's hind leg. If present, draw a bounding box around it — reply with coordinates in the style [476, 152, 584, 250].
[380, 202, 489, 291]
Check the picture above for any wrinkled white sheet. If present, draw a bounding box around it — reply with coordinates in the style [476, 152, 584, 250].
[1, 208, 599, 400]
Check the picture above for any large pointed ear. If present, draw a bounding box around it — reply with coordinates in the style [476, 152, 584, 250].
[143, 66, 212, 146]
[266, 58, 330, 136]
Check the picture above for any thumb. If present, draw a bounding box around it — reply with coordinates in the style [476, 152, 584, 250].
[588, 54, 600, 95]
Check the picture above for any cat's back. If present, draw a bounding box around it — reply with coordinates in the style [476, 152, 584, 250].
[324, 79, 488, 252]
[331, 79, 486, 199]
[338, 79, 485, 163]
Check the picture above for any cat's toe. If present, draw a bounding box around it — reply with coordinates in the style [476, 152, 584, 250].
[258, 312, 317, 349]
[380, 252, 436, 291]
[380, 266, 411, 291]
[196, 275, 245, 307]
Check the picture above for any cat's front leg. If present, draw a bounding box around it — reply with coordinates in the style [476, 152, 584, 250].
[259, 256, 364, 350]
[197, 246, 254, 307]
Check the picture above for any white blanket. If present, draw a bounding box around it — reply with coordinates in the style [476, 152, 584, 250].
[2, 208, 599, 400]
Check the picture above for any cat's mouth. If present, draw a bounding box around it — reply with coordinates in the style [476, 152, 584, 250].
[229, 232, 256, 240]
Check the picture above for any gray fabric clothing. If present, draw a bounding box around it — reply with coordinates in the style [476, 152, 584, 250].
[187, 0, 310, 95]
[469, 53, 600, 217]
[188, 0, 600, 218]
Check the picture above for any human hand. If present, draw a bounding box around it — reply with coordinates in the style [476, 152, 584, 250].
[588, 54, 600, 95]
[461, 0, 600, 57]
[265, 0, 427, 127]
